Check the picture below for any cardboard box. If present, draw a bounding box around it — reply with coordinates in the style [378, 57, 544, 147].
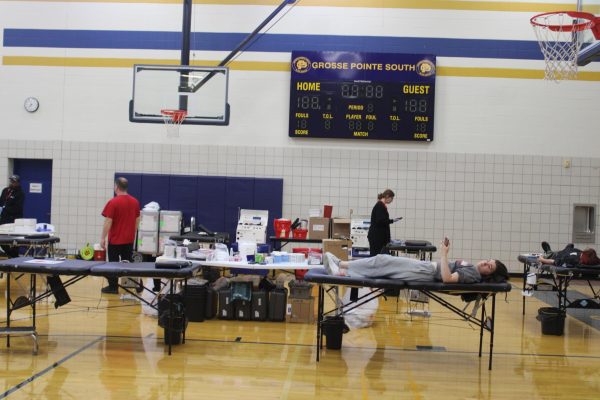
[286, 297, 315, 323]
[322, 239, 351, 261]
[331, 218, 351, 239]
[309, 217, 330, 240]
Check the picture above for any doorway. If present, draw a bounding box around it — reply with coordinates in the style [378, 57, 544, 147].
[12, 159, 53, 223]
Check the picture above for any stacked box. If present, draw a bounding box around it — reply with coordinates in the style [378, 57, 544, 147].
[158, 210, 182, 256]
[287, 298, 315, 323]
[287, 280, 315, 323]
[308, 217, 330, 240]
[322, 239, 351, 261]
[137, 210, 159, 255]
[331, 218, 351, 239]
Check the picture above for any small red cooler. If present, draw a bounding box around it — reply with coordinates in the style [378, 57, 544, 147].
[274, 219, 292, 238]
[94, 249, 106, 261]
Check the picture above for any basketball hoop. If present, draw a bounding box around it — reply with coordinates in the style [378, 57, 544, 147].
[160, 109, 187, 138]
[530, 11, 599, 81]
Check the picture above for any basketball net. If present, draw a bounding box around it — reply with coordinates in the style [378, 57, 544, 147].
[160, 109, 187, 138]
[530, 11, 597, 82]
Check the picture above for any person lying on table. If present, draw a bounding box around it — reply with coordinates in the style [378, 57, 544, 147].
[536, 242, 600, 267]
[323, 238, 509, 283]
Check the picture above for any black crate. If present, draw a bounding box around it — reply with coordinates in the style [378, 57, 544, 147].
[251, 290, 268, 321]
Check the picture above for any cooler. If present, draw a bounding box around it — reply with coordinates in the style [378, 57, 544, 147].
[235, 299, 252, 321]
[251, 290, 268, 321]
[268, 287, 288, 322]
[218, 288, 234, 320]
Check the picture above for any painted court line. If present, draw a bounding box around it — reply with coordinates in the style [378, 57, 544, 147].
[0, 336, 105, 399]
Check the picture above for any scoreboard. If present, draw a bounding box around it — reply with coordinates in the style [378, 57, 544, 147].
[289, 51, 436, 142]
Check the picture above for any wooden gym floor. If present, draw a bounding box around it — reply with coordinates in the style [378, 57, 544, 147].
[1, 274, 599, 400]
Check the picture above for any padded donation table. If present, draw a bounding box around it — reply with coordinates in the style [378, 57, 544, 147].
[518, 254, 600, 314]
[269, 236, 324, 251]
[387, 240, 437, 261]
[0, 234, 60, 258]
[169, 231, 230, 246]
[0, 257, 201, 355]
[198, 259, 322, 277]
[304, 268, 512, 370]
[199, 260, 321, 270]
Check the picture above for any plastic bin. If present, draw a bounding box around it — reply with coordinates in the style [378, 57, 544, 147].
[218, 288, 234, 320]
[288, 280, 313, 299]
[184, 280, 208, 322]
[322, 316, 345, 350]
[292, 229, 308, 239]
[205, 287, 218, 319]
[268, 287, 287, 321]
[251, 290, 268, 321]
[537, 307, 565, 336]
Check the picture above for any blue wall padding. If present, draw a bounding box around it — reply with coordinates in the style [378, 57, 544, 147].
[141, 174, 170, 210]
[116, 173, 283, 241]
[196, 176, 227, 233]
[254, 178, 284, 237]
[168, 175, 198, 227]
[225, 177, 255, 239]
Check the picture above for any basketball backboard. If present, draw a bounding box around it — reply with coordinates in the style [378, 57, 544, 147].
[578, 0, 600, 65]
[129, 64, 230, 125]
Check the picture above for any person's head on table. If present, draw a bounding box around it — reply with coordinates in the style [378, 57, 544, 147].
[324, 237, 509, 284]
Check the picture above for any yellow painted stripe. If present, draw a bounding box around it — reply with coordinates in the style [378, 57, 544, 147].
[4, 56, 600, 81]
[1, 56, 290, 71]
[0, 0, 581, 13]
[438, 66, 600, 81]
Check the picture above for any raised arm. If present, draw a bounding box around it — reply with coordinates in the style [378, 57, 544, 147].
[440, 237, 459, 283]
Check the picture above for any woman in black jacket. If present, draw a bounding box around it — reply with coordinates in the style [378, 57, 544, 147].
[367, 189, 401, 256]
[0, 175, 25, 258]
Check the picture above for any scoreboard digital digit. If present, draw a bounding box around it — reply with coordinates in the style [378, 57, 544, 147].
[289, 51, 436, 142]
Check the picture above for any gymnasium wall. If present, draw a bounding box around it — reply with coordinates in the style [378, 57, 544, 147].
[1, 1, 599, 270]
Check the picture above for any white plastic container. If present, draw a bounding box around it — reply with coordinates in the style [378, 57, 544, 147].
[158, 233, 176, 255]
[137, 231, 158, 254]
[139, 210, 159, 232]
[176, 246, 188, 259]
[160, 210, 182, 233]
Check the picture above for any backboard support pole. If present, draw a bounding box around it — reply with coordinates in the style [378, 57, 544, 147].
[179, 0, 193, 111]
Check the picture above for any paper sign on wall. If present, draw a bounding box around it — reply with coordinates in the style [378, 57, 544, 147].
[30, 183, 42, 193]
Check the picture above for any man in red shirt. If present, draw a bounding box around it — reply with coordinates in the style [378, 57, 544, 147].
[100, 177, 140, 294]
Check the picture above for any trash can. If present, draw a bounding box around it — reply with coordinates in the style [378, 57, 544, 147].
[537, 307, 565, 336]
[158, 293, 187, 345]
[184, 279, 208, 322]
[322, 316, 345, 350]
[163, 327, 182, 345]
